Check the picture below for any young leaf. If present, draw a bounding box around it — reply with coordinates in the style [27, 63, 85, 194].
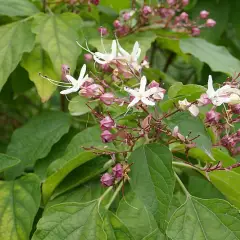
[21, 44, 58, 102]
[32, 201, 107, 240]
[167, 196, 240, 239]
[0, 21, 35, 91]
[0, 0, 39, 17]
[32, 13, 83, 74]
[180, 38, 240, 75]
[5, 111, 71, 179]
[128, 143, 175, 231]
[0, 153, 20, 172]
[0, 174, 41, 240]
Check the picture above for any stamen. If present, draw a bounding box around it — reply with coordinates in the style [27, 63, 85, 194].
[39, 73, 71, 88]
[76, 40, 94, 55]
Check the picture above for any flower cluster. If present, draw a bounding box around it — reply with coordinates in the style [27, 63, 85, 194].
[101, 163, 123, 187]
[112, 0, 216, 37]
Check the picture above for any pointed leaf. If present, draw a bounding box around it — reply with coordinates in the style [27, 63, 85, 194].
[128, 143, 175, 231]
[32, 201, 107, 240]
[0, 174, 41, 240]
[0, 153, 20, 172]
[0, 21, 35, 91]
[5, 111, 71, 179]
[32, 13, 83, 74]
[21, 44, 58, 102]
[167, 196, 240, 240]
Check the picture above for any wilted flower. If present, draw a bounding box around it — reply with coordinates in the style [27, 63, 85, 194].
[100, 116, 115, 130]
[100, 92, 115, 105]
[101, 130, 114, 143]
[230, 104, 240, 114]
[80, 84, 104, 98]
[101, 173, 114, 187]
[178, 99, 199, 116]
[205, 109, 221, 124]
[112, 163, 123, 179]
[125, 76, 158, 108]
[172, 126, 185, 141]
[197, 93, 211, 106]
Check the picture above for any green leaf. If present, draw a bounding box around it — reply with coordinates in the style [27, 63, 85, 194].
[99, 0, 131, 12]
[5, 111, 71, 179]
[117, 192, 164, 239]
[209, 170, 240, 208]
[104, 211, 134, 240]
[68, 96, 99, 116]
[180, 38, 240, 75]
[21, 44, 58, 102]
[42, 151, 96, 204]
[32, 13, 83, 74]
[32, 201, 107, 240]
[0, 0, 39, 16]
[46, 180, 109, 209]
[53, 156, 112, 197]
[128, 143, 175, 231]
[0, 174, 41, 240]
[0, 21, 35, 91]
[166, 112, 212, 152]
[90, 31, 156, 61]
[167, 196, 240, 240]
[0, 153, 20, 172]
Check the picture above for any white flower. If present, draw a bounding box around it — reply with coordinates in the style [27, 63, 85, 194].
[124, 76, 158, 108]
[178, 98, 199, 117]
[60, 64, 88, 95]
[93, 40, 117, 65]
[117, 40, 142, 71]
[206, 75, 240, 106]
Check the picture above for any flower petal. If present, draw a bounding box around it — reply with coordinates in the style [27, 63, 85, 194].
[60, 87, 78, 95]
[78, 64, 86, 81]
[128, 97, 140, 108]
[188, 104, 199, 117]
[206, 75, 215, 98]
[111, 40, 117, 58]
[66, 75, 77, 85]
[124, 87, 138, 96]
[144, 87, 158, 97]
[139, 76, 147, 93]
[141, 97, 155, 106]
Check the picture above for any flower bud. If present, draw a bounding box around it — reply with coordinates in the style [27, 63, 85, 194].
[159, 8, 168, 18]
[168, 9, 175, 17]
[197, 93, 211, 106]
[84, 53, 93, 62]
[237, 130, 240, 137]
[142, 5, 152, 16]
[98, 27, 108, 36]
[172, 126, 185, 141]
[182, 0, 189, 6]
[82, 77, 94, 88]
[112, 163, 123, 179]
[179, 12, 188, 21]
[230, 104, 240, 114]
[148, 80, 159, 89]
[101, 173, 114, 187]
[80, 84, 104, 98]
[90, 0, 100, 5]
[221, 136, 236, 148]
[191, 27, 201, 36]
[100, 116, 115, 130]
[101, 130, 114, 143]
[113, 20, 121, 28]
[61, 64, 70, 82]
[123, 12, 131, 21]
[200, 10, 209, 19]
[205, 110, 221, 124]
[167, 0, 176, 6]
[100, 63, 112, 72]
[206, 19, 216, 27]
[100, 92, 115, 105]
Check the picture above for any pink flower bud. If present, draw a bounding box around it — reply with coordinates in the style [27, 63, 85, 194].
[80, 84, 104, 98]
[98, 27, 108, 36]
[61, 64, 70, 82]
[237, 130, 240, 137]
[82, 77, 94, 88]
[159, 8, 168, 18]
[112, 163, 123, 179]
[174, 16, 181, 24]
[200, 10, 209, 19]
[100, 92, 115, 105]
[205, 110, 221, 124]
[90, 0, 100, 5]
[191, 27, 201, 36]
[180, 12, 188, 21]
[100, 116, 115, 130]
[101, 130, 114, 143]
[206, 19, 216, 27]
[116, 25, 130, 36]
[197, 93, 211, 106]
[148, 80, 160, 89]
[113, 20, 121, 28]
[142, 5, 152, 16]
[101, 173, 114, 187]
[182, 0, 189, 6]
[168, 9, 175, 17]
[221, 136, 236, 148]
[84, 53, 93, 62]
[167, 0, 176, 6]
[123, 12, 131, 21]
[230, 104, 240, 114]
[100, 63, 112, 72]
